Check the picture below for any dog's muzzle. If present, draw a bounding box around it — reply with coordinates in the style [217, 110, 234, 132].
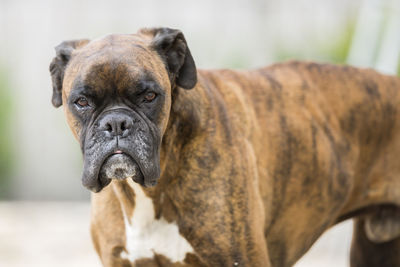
[99, 152, 144, 185]
[81, 108, 159, 192]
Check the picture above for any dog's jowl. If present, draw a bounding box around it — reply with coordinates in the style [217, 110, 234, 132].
[50, 28, 400, 267]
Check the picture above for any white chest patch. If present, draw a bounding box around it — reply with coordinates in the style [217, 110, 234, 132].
[119, 180, 194, 263]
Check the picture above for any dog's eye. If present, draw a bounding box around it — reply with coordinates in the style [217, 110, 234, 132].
[144, 92, 157, 102]
[75, 97, 89, 108]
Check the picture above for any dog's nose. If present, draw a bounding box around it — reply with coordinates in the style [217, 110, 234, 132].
[98, 113, 133, 138]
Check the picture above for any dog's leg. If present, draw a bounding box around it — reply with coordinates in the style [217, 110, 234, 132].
[350, 215, 400, 267]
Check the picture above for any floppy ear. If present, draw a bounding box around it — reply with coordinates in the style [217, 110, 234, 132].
[142, 28, 197, 89]
[49, 39, 89, 108]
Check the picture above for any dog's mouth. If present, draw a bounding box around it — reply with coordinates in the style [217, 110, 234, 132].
[98, 151, 145, 189]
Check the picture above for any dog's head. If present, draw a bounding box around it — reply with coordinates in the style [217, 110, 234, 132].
[49, 28, 197, 192]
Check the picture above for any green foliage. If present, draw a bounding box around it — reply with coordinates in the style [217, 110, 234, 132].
[398, 59, 400, 77]
[274, 19, 356, 65]
[0, 67, 14, 198]
[322, 19, 357, 64]
[223, 49, 250, 69]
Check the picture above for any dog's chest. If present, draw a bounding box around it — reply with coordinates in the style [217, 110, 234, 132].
[119, 180, 194, 263]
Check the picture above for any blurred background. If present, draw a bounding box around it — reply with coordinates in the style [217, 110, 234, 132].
[0, 0, 399, 266]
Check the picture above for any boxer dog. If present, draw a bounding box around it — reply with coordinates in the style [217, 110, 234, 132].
[49, 27, 400, 267]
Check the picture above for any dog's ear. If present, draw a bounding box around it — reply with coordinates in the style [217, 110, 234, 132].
[49, 39, 89, 108]
[141, 28, 197, 90]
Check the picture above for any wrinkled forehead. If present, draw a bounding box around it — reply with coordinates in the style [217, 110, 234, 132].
[63, 34, 170, 96]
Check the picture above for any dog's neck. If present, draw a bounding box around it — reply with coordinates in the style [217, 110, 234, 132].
[159, 82, 210, 183]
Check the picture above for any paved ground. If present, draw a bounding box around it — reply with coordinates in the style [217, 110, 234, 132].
[0, 202, 100, 267]
[0, 202, 352, 267]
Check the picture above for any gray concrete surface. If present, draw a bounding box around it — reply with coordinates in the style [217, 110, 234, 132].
[0, 202, 352, 267]
[0, 202, 100, 267]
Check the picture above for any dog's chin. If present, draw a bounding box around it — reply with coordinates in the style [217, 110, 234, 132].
[98, 153, 145, 189]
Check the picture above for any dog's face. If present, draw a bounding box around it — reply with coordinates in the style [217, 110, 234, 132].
[49, 28, 197, 192]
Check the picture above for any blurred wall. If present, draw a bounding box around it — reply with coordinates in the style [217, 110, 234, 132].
[2, 0, 396, 200]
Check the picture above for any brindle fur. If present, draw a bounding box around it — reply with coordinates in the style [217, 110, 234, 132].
[50, 28, 400, 267]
